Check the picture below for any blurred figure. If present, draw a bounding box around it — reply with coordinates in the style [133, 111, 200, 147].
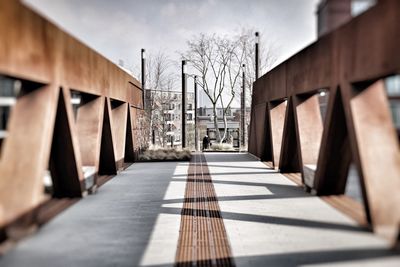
[202, 135, 210, 151]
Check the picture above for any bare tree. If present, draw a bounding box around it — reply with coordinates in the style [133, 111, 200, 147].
[142, 52, 176, 147]
[183, 34, 232, 143]
[183, 31, 275, 144]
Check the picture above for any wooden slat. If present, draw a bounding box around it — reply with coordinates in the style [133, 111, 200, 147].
[175, 153, 235, 267]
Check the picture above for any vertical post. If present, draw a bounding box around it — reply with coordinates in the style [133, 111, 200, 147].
[255, 32, 259, 81]
[194, 76, 198, 151]
[182, 60, 187, 148]
[141, 48, 146, 109]
[241, 64, 246, 148]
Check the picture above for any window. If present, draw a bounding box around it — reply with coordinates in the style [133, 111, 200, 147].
[187, 104, 193, 110]
[187, 113, 193, 120]
[164, 113, 174, 121]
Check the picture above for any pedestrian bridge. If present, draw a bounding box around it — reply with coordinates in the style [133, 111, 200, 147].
[0, 0, 399, 266]
[1, 153, 399, 266]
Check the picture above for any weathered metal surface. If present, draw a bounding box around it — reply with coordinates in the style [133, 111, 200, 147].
[0, 0, 144, 229]
[249, 0, 400, 245]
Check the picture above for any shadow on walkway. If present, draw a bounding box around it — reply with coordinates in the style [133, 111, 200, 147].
[0, 162, 180, 267]
[144, 248, 399, 267]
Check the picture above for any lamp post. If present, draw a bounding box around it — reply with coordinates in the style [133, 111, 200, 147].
[182, 60, 187, 148]
[241, 64, 246, 148]
[194, 76, 198, 151]
[255, 32, 260, 81]
[141, 48, 146, 109]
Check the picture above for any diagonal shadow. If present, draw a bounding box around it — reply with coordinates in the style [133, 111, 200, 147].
[0, 162, 181, 267]
[203, 163, 278, 172]
[144, 247, 400, 267]
[206, 163, 274, 171]
[172, 171, 278, 178]
[161, 207, 369, 233]
[163, 193, 310, 205]
[171, 177, 303, 195]
[203, 153, 255, 162]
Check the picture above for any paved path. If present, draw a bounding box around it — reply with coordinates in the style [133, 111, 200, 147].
[204, 153, 400, 266]
[0, 161, 187, 267]
[0, 152, 399, 266]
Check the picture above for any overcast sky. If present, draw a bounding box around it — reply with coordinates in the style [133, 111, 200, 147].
[22, 0, 374, 108]
[24, 0, 320, 75]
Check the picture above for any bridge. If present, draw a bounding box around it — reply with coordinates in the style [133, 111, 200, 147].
[0, 0, 399, 266]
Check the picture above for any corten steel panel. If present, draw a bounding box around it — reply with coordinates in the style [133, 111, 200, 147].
[63, 35, 91, 92]
[60, 87, 85, 185]
[295, 94, 324, 165]
[253, 63, 287, 104]
[337, 0, 400, 83]
[286, 35, 334, 95]
[269, 100, 287, 169]
[0, 84, 58, 226]
[350, 80, 400, 245]
[124, 105, 135, 162]
[314, 88, 352, 196]
[130, 83, 144, 109]
[110, 102, 128, 163]
[0, 1, 53, 83]
[247, 107, 257, 156]
[279, 97, 301, 173]
[248, 0, 400, 244]
[76, 96, 104, 168]
[49, 87, 84, 198]
[0, 1, 142, 103]
[254, 103, 267, 158]
[98, 98, 117, 175]
[294, 94, 324, 188]
[0, 0, 144, 228]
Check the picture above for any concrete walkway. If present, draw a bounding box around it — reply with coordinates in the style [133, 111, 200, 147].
[0, 152, 399, 266]
[204, 153, 400, 266]
[0, 161, 188, 267]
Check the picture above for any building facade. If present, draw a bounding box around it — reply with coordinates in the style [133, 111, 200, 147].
[197, 107, 241, 148]
[145, 89, 195, 148]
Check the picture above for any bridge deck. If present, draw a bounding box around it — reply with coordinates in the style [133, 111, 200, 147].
[0, 153, 399, 266]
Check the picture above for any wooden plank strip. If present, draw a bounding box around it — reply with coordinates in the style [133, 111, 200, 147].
[175, 153, 235, 267]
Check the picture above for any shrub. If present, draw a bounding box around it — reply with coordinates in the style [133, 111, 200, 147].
[207, 143, 235, 151]
[138, 148, 192, 161]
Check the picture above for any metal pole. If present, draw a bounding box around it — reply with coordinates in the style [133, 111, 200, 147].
[182, 60, 187, 148]
[141, 48, 146, 109]
[194, 76, 198, 151]
[255, 32, 259, 81]
[241, 64, 246, 148]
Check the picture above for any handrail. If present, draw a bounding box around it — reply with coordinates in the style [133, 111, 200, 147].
[249, 0, 400, 246]
[0, 0, 144, 229]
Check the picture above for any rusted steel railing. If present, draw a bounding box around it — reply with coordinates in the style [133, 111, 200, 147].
[0, 0, 145, 230]
[249, 0, 400, 246]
